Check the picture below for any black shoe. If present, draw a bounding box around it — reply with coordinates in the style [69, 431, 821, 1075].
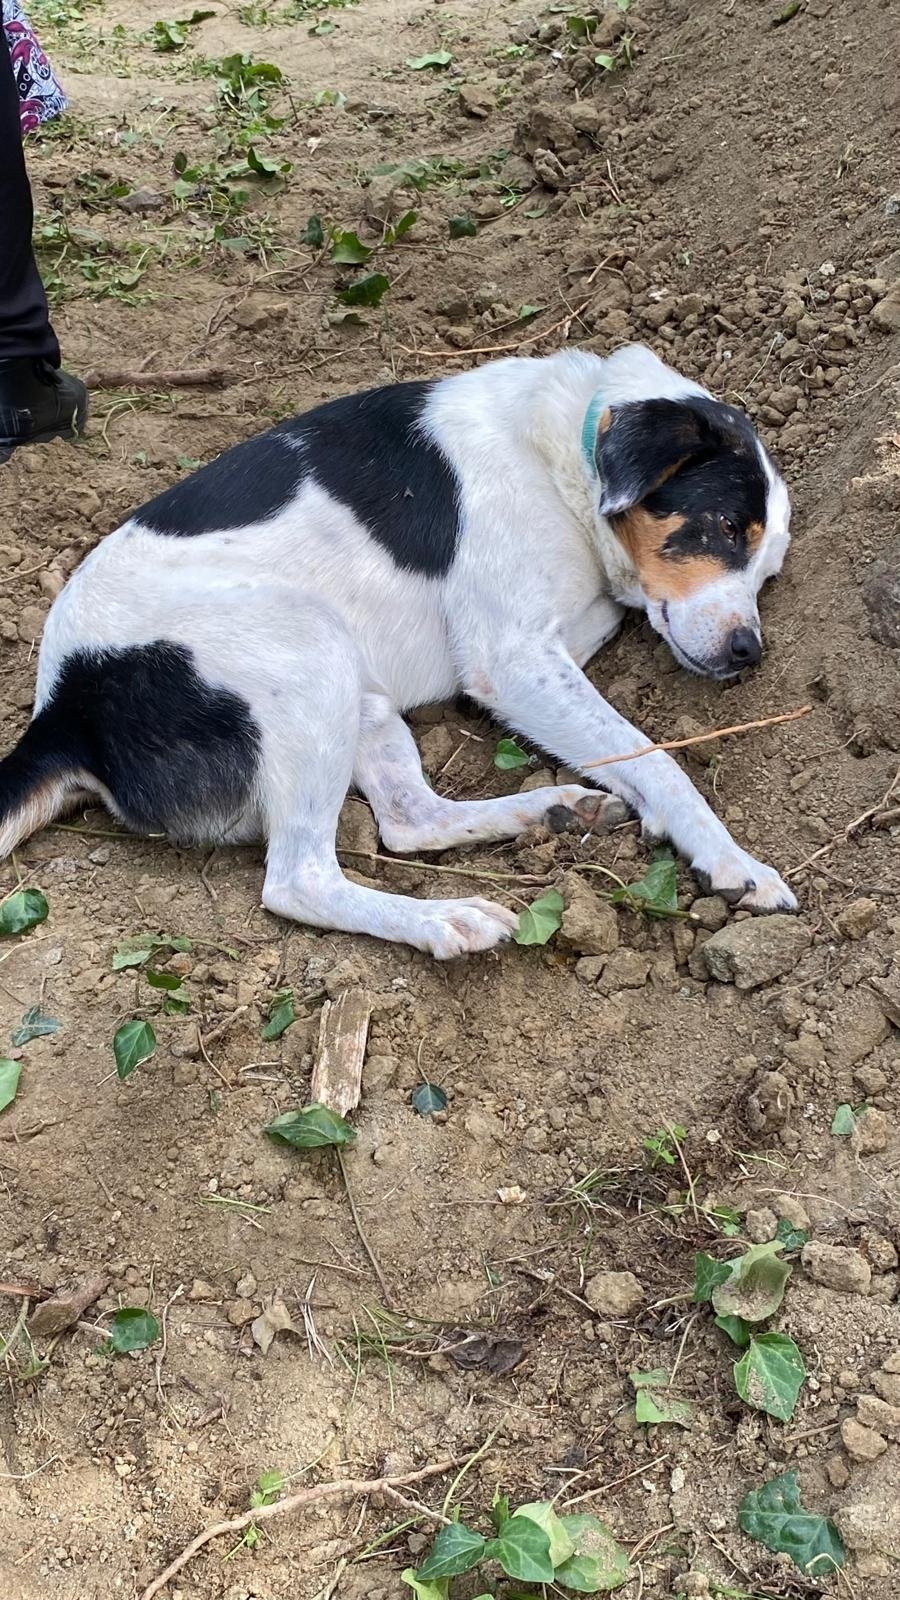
[0, 357, 88, 464]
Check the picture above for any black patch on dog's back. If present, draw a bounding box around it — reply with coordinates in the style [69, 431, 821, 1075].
[33, 643, 259, 841]
[135, 381, 461, 576]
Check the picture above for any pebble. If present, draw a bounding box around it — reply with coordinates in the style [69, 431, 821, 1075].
[801, 1241, 871, 1295]
[835, 1496, 900, 1553]
[458, 83, 495, 118]
[851, 1107, 889, 1155]
[871, 280, 900, 331]
[840, 1417, 887, 1462]
[863, 547, 900, 648]
[826, 1454, 850, 1488]
[745, 1206, 778, 1243]
[857, 1394, 900, 1438]
[597, 948, 651, 992]
[560, 874, 619, 955]
[774, 1193, 810, 1232]
[227, 1298, 256, 1327]
[690, 895, 729, 931]
[585, 1269, 644, 1317]
[871, 1370, 900, 1406]
[702, 915, 810, 990]
[836, 897, 878, 938]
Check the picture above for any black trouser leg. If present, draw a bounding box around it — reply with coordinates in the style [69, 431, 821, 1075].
[0, 18, 60, 365]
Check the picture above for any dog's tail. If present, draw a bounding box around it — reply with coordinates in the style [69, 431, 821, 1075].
[0, 711, 90, 858]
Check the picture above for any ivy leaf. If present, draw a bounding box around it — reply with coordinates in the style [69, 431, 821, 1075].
[262, 988, 295, 1040]
[152, 18, 187, 50]
[595, 51, 616, 69]
[711, 1242, 791, 1323]
[264, 1103, 356, 1150]
[831, 1102, 856, 1137]
[734, 1333, 806, 1421]
[112, 933, 191, 970]
[490, 1492, 511, 1532]
[330, 228, 372, 265]
[494, 738, 529, 770]
[513, 888, 564, 946]
[401, 1573, 449, 1600]
[484, 1515, 554, 1582]
[113, 1020, 157, 1081]
[448, 215, 477, 238]
[11, 1006, 60, 1046]
[303, 214, 325, 246]
[406, 50, 453, 69]
[163, 993, 191, 1016]
[630, 1368, 693, 1427]
[515, 1502, 575, 1566]
[714, 1313, 753, 1348]
[516, 304, 545, 323]
[775, 1217, 809, 1251]
[337, 272, 390, 307]
[610, 851, 678, 917]
[555, 1513, 632, 1592]
[246, 144, 291, 177]
[693, 1251, 732, 1304]
[739, 1471, 845, 1575]
[411, 1082, 448, 1116]
[385, 209, 417, 243]
[416, 1522, 487, 1580]
[0, 1058, 22, 1114]
[0, 888, 49, 936]
[106, 1307, 160, 1352]
[145, 969, 184, 992]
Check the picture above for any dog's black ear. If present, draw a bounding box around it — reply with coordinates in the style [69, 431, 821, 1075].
[592, 397, 723, 516]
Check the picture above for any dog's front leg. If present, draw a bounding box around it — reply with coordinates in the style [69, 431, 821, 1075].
[465, 636, 796, 912]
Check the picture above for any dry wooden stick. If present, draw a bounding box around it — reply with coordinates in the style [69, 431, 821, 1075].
[311, 990, 372, 1117]
[337, 1148, 394, 1308]
[582, 704, 812, 772]
[83, 366, 226, 391]
[786, 764, 900, 879]
[398, 296, 595, 359]
[138, 1456, 461, 1600]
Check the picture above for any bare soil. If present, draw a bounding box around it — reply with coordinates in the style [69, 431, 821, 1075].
[1, 1, 899, 1597]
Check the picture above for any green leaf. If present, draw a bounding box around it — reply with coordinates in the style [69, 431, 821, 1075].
[594, 51, 616, 69]
[711, 1241, 791, 1323]
[416, 1522, 487, 1580]
[555, 1513, 632, 1592]
[262, 988, 295, 1040]
[515, 1501, 575, 1566]
[448, 214, 477, 238]
[406, 50, 453, 69]
[484, 1515, 554, 1582]
[610, 851, 678, 917]
[152, 18, 187, 50]
[494, 738, 529, 770]
[490, 1492, 511, 1532]
[735, 1333, 806, 1421]
[11, 1006, 59, 1046]
[0, 888, 49, 936]
[337, 272, 390, 307]
[831, 1102, 856, 1137]
[145, 969, 184, 992]
[107, 1307, 160, 1352]
[775, 1216, 809, 1251]
[714, 1313, 752, 1348]
[113, 1020, 157, 1081]
[513, 888, 564, 946]
[0, 1058, 22, 1114]
[739, 1471, 845, 1576]
[630, 1369, 693, 1427]
[263, 1103, 356, 1150]
[401, 1573, 449, 1600]
[516, 304, 545, 323]
[386, 209, 417, 242]
[309, 15, 335, 32]
[693, 1250, 732, 1304]
[330, 228, 372, 265]
[411, 1082, 448, 1116]
[303, 214, 325, 246]
[246, 144, 291, 177]
[163, 993, 191, 1016]
[112, 933, 192, 970]
[255, 1468, 284, 1501]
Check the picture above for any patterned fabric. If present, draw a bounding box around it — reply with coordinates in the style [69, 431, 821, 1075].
[3, 0, 68, 133]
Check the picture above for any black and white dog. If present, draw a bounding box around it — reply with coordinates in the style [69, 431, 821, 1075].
[0, 344, 796, 957]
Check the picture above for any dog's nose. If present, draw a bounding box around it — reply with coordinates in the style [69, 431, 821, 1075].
[727, 627, 762, 669]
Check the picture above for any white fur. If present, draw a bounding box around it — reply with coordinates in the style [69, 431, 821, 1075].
[33, 344, 796, 954]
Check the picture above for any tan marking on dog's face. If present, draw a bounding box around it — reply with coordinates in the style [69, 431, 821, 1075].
[746, 518, 765, 553]
[598, 407, 613, 434]
[611, 506, 729, 601]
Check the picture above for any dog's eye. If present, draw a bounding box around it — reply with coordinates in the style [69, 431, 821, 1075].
[719, 514, 739, 545]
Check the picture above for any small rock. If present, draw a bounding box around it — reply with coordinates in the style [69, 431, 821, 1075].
[745, 1207, 778, 1243]
[559, 873, 619, 956]
[855, 1062, 890, 1095]
[836, 897, 878, 938]
[871, 281, 900, 332]
[118, 188, 165, 214]
[863, 546, 900, 648]
[690, 895, 729, 931]
[883, 1350, 900, 1373]
[674, 1576, 710, 1598]
[533, 148, 568, 190]
[841, 1417, 887, 1462]
[745, 1070, 794, 1133]
[585, 1269, 644, 1317]
[231, 296, 290, 332]
[418, 723, 456, 775]
[458, 83, 495, 118]
[834, 1495, 900, 1553]
[702, 915, 811, 990]
[775, 1194, 811, 1232]
[856, 1393, 900, 1438]
[828, 990, 890, 1069]
[869, 969, 900, 1028]
[861, 1229, 898, 1271]
[852, 1107, 889, 1156]
[872, 1370, 900, 1406]
[235, 1272, 257, 1299]
[826, 1453, 850, 1488]
[801, 1241, 871, 1295]
[189, 1278, 219, 1301]
[336, 799, 378, 859]
[227, 1298, 256, 1327]
[598, 948, 652, 992]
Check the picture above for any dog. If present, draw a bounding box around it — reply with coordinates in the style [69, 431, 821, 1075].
[0, 342, 796, 957]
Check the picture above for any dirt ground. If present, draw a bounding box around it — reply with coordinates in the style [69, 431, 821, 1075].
[1, 0, 900, 1596]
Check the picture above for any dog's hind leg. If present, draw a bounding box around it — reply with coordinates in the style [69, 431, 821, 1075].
[353, 695, 623, 852]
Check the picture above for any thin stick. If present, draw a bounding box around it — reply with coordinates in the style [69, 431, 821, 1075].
[336, 1149, 394, 1308]
[0, 1296, 29, 1361]
[665, 1123, 700, 1226]
[787, 765, 900, 879]
[0, 1281, 43, 1300]
[83, 366, 226, 390]
[582, 704, 812, 772]
[154, 1284, 184, 1410]
[138, 1457, 462, 1600]
[340, 849, 547, 886]
[560, 1453, 669, 1511]
[398, 296, 594, 359]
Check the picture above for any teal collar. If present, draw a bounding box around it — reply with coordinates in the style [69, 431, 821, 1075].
[580, 390, 606, 475]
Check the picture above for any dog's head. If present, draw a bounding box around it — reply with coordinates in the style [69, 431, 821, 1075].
[588, 390, 790, 679]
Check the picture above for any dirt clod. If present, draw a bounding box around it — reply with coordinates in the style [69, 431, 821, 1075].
[802, 1242, 873, 1295]
[585, 1270, 644, 1317]
[702, 916, 811, 989]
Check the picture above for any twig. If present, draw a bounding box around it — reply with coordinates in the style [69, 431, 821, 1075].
[787, 765, 900, 879]
[0, 1296, 29, 1361]
[398, 296, 595, 359]
[197, 1029, 231, 1090]
[339, 849, 547, 886]
[154, 1285, 184, 1410]
[83, 366, 226, 390]
[582, 704, 812, 772]
[381, 1487, 454, 1528]
[336, 1149, 394, 1308]
[138, 1457, 462, 1600]
[560, 1453, 669, 1510]
[0, 1281, 43, 1300]
[664, 1123, 700, 1226]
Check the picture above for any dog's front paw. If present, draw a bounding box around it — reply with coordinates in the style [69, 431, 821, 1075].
[693, 849, 797, 915]
[552, 787, 631, 834]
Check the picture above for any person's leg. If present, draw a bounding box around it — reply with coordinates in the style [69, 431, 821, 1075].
[0, 17, 86, 459]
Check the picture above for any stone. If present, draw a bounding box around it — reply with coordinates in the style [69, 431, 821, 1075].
[585, 1269, 644, 1317]
[864, 549, 900, 648]
[227, 1298, 256, 1326]
[418, 723, 456, 774]
[871, 281, 900, 331]
[231, 296, 290, 332]
[458, 83, 495, 118]
[801, 1241, 871, 1295]
[118, 187, 165, 214]
[836, 897, 878, 938]
[855, 1062, 890, 1095]
[189, 1278, 219, 1301]
[841, 1417, 887, 1462]
[869, 968, 900, 1028]
[745, 1071, 794, 1133]
[861, 1229, 898, 1271]
[745, 1207, 778, 1243]
[872, 1370, 900, 1406]
[828, 990, 890, 1070]
[690, 895, 729, 931]
[702, 916, 811, 990]
[775, 1194, 811, 1232]
[883, 1350, 900, 1372]
[826, 1453, 850, 1488]
[560, 874, 619, 956]
[856, 1393, 900, 1438]
[597, 948, 652, 992]
[834, 1495, 900, 1553]
[852, 1108, 889, 1156]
